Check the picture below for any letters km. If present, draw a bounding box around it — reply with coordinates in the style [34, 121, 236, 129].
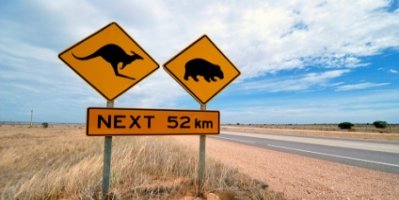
[73, 44, 142, 80]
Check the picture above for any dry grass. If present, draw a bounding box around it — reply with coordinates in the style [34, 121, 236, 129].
[0, 125, 284, 200]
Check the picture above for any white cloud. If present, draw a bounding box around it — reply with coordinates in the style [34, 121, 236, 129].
[336, 82, 390, 91]
[389, 69, 398, 74]
[1, 0, 399, 123]
[3, 0, 399, 81]
[221, 89, 399, 124]
[30, 0, 397, 79]
[216, 0, 399, 78]
[242, 69, 350, 92]
[117, 71, 188, 108]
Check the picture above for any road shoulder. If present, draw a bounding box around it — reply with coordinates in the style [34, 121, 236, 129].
[175, 136, 399, 199]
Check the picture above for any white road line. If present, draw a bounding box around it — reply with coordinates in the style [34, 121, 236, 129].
[267, 144, 399, 168]
[221, 131, 399, 153]
[213, 136, 256, 144]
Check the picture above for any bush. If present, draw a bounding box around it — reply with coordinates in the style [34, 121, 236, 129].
[42, 122, 49, 128]
[373, 121, 388, 129]
[338, 122, 354, 129]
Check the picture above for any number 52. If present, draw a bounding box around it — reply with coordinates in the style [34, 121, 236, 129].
[167, 116, 190, 129]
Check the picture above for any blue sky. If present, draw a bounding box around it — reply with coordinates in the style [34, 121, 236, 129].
[0, 0, 398, 124]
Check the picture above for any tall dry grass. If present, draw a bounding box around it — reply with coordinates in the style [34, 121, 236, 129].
[0, 125, 284, 200]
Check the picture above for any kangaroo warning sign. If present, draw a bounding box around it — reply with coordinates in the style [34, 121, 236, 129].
[59, 22, 159, 101]
[164, 35, 240, 104]
[87, 107, 219, 136]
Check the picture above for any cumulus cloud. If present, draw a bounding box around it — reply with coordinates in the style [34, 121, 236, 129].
[336, 82, 390, 91]
[222, 89, 399, 124]
[3, 0, 399, 79]
[205, 0, 399, 78]
[1, 0, 399, 122]
[21, 0, 397, 79]
[117, 71, 188, 108]
[241, 69, 350, 92]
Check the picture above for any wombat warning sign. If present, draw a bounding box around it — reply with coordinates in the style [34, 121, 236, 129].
[163, 35, 240, 104]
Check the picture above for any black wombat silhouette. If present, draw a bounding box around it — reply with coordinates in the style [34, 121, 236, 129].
[73, 44, 143, 80]
[184, 58, 224, 82]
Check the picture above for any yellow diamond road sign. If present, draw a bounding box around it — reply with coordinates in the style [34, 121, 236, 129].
[59, 22, 159, 101]
[164, 35, 240, 104]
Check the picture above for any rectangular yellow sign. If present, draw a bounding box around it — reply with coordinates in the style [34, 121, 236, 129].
[87, 108, 219, 136]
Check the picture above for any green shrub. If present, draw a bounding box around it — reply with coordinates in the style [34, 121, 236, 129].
[373, 121, 388, 129]
[338, 122, 354, 129]
[42, 122, 49, 128]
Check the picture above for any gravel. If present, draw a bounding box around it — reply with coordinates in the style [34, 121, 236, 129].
[176, 136, 399, 199]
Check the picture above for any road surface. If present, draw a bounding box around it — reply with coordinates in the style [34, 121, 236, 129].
[212, 131, 399, 174]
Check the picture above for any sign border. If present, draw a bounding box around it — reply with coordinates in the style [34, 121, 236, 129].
[58, 22, 160, 101]
[163, 35, 241, 104]
[86, 107, 220, 136]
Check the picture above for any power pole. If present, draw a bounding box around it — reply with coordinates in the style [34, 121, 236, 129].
[30, 109, 33, 127]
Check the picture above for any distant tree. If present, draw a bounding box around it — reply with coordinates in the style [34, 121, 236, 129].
[42, 122, 49, 128]
[236, 123, 240, 126]
[338, 122, 354, 129]
[373, 121, 388, 129]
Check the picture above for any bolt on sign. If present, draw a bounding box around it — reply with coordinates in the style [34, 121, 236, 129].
[164, 35, 240, 104]
[59, 22, 159, 101]
[87, 108, 219, 136]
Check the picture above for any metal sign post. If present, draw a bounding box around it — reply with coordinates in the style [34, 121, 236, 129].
[198, 103, 206, 188]
[102, 100, 113, 199]
[30, 109, 33, 127]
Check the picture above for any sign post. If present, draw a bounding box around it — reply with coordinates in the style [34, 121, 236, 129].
[102, 101, 113, 199]
[198, 104, 206, 188]
[164, 35, 240, 188]
[103, 136, 112, 198]
[60, 22, 240, 195]
[59, 22, 159, 199]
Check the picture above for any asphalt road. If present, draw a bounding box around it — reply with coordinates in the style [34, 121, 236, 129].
[211, 131, 399, 174]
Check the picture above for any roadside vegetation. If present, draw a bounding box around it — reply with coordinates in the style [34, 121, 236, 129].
[0, 125, 284, 200]
[373, 121, 388, 129]
[223, 123, 399, 141]
[230, 123, 399, 134]
[338, 121, 390, 130]
[338, 122, 354, 129]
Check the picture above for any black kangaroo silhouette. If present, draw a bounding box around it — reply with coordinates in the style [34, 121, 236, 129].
[73, 44, 143, 80]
